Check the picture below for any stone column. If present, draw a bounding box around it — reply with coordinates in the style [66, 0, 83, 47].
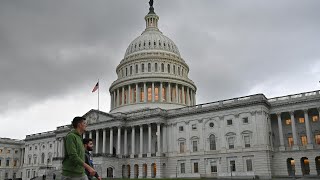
[277, 113, 285, 151]
[109, 128, 113, 154]
[131, 126, 135, 158]
[156, 123, 161, 156]
[117, 88, 120, 106]
[168, 83, 171, 102]
[290, 111, 299, 150]
[139, 125, 144, 157]
[110, 93, 113, 109]
[163, 125, 167, 153]
[122, 87, 125, 105]
[95, 130, 99, 154]
[128, 85, 131, 104]
[124, 128, 128, 156]
[144, 83, 147, 103]
[175, 84, 179, 103]
[136, 83, 139, 103]
[182, 85, 185, 104]
[152, 82, 155, 102]
[113, 91, 116, 107]
[117, 127, 121, 155]
[304, 109, 313, 149]
[148, 124, 152, 157]
[190, 90, 194, 105]
[160, 82, 163, 102]
[102, 129, 106, 154]
[186, 87, 190, 106]
[60, 138, 64, 157]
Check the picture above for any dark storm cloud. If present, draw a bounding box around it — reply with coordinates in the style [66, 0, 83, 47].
[0, 0, 320, 115]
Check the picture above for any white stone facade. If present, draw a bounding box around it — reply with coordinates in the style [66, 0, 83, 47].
[1, 3, 320, 180]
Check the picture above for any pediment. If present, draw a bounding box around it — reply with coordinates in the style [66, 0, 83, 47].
[83, 109, 114, 124]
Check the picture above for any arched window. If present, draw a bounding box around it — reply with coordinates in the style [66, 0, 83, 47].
[135, 64, 138, 73]
[41, 153, 45, 164]
[130, 66, 133, 75]
[161, 63, 164, 72]
[209, 134, 216, 150]
[126, 68, 128, 76]
[142, 64, 145, 72]
[155, 63, 158, 72]
[173, 65, 176, 74]
[167, 64, 170, 73]
[148, 63, 151, 72]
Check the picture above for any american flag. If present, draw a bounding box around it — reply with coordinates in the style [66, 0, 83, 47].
[92, 82, 99, 93]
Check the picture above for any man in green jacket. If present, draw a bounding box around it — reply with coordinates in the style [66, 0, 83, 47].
[62, 116, 96, 180]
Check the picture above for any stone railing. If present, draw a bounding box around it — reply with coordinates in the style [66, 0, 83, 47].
[268, 90, 320, 105]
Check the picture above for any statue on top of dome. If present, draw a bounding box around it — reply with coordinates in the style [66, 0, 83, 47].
[149, 0, 154, 7]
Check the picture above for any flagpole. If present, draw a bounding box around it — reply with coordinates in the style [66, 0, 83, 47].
[98, 79, 100, 111]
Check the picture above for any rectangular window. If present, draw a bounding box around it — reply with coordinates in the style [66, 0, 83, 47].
[312, 116, 319, 122]
[288, 137, 294, 147]
[193, 141, 198, 152]
[28, 158, 31, 165]
[0, 149, 2, 153]
[14, 160, 17, 167]
[147, 87, 152, 102]
[155, 87, 159, 101]
[15, 150, 18, 154]
[6, 159, 9, 166]
[180, 142, 185, 153]
[286, 119, 291, 125]
[162, 87, 166, 102]
[227, 119, 233, 125]
[130, 66, 133, 75]
[180, 163, 185, 173]
[179, 126, 184, 132]
[171, 87, 176, 102]
[135, 64, 138, 73]
[315, 135, 320, 145]
[299, 118, 305, 123]
[141, 64, 144, 72]
[7, 150, 10, 154]
[27, 170, 30, 178]
[230, 160, 236, 172]
[244, 135, 251, 148]
[246, 159, 253, 171]
[194, 162, 199, 173]
[228, 137, 235, 149]
[140, 87, 144, 102]
[243, 117, 249, 124]
[211, 165, 217, 173]
[192, 124, 197, 130]
[301, 136, 307, 146]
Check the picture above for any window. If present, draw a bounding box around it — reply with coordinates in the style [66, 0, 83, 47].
[209, 122, 214, 128]
[192, 124, 197, 130]
[178, 67, 180, 75]
[7, 149, 10, 154]
[209, 134, 216, 150]
[141, 64, 145, 72]
[50, 144, 53, 148]
[299, 118, 305, 123]
[6, 159, 9, 166]
[41, 153, 45, 164]
[29, 147, 32, 150]
[42, 145, 45, 149]
[155, 63, 158, 72]
[147, 87, 152, 102]
[230, 160, 236, 172]
[194, 162, 199, 173]
[34, 156, 37, 164]
[5, 173, 8, 179]
[288, 137, 294, 147]
[0, 160, 1, 166]
[227, 119, 233, 125]
[312, 116, 318, 122]
[286, 119, 291, 125]
[130, 66, 133, 75]
[148, 63, 151, 72]
[180, 163, 185, 173]
[244, 135, 251, 148]
[35, 146, 38, 150]
[211, 165, 217, 173]
[27, 170, 30, 178]
[28, 157, 31, 165]
[125, 68, 128, 76]
[122, 69, 124, 77]
[14, 159, 17, 167]
[246, 159, 253, 171]
[179, 126, 184, 132]
[243, 117, 249, 124]
[315, 135, 320, 145]
[192, 141, 198, 152]
[228, 137, 235, 149]
[173, 65, 176, 74]
[167, 64, 170, 73]
[155, 87, 159, 101]
[180, 142, 185, 153]
[301, 136, 307, 146]
[0, 149, 2, 153]
[15, 150, 18, 154]
[161, 63, 164, 72]
[135, 64, 138, 73]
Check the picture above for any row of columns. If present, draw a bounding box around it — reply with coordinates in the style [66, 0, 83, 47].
[276, 108, 319, 150]
[83, 124, 163, 157]
[110, 82, 196, 109]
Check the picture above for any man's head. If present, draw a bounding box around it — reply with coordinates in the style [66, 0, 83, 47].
[83, 138, 94, 151]
[72, 116, 87, 132]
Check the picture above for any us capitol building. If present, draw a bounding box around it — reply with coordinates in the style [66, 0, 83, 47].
[1, 2, 320, 180]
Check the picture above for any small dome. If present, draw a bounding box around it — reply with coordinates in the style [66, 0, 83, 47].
[124, 30, 181, 57]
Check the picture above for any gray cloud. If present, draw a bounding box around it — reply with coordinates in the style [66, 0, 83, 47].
[0, 0, 320, 138]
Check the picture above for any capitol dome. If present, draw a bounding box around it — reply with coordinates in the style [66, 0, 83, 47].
[109, 4, 196, 113]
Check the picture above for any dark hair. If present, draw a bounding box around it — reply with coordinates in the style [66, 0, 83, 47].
[72, 116, 86, 129]
[83, 138, 93, 145]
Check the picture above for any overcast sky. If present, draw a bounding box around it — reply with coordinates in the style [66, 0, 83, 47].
[1, 0, 320, 139]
